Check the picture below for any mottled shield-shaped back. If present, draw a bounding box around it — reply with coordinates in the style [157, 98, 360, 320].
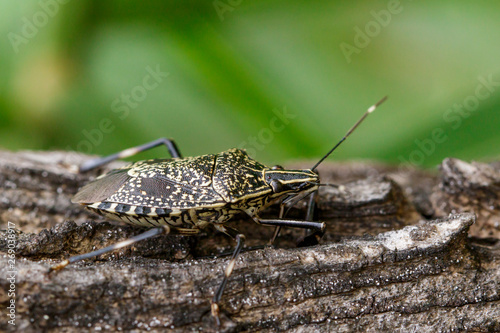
[73, 155, 228, 209]
[212, 149, 270, 202]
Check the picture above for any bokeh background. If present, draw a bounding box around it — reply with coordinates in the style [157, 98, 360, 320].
[1, 1, 499, 168]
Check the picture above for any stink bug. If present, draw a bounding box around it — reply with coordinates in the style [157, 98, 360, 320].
[50, 97, 387, 324]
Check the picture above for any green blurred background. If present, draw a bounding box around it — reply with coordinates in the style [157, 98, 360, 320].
[1, 0, 499, 168]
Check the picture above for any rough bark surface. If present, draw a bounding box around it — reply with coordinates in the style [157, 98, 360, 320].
[0, 150, 499, 332]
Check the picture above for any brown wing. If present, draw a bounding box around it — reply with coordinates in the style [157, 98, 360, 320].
[72, 168, 131, 204]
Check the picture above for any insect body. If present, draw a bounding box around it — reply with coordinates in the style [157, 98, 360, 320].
[50, 97, 387, 325]
[74, 148, 320, 231]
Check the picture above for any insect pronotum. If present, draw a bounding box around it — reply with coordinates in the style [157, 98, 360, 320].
[49, 96, 387, 325]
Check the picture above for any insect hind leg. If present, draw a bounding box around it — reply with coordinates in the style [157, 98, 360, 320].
[48, 226, 198, 273]
[79, 137, 182, 172]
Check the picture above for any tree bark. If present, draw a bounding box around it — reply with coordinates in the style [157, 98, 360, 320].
[0, 150, 499, 332]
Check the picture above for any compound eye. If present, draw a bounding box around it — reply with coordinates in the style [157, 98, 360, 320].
[269, 179, 283, 193]
[271, 165, 284, 170]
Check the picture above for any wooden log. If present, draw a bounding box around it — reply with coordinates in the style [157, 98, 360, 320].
[0, 150, 498, 332]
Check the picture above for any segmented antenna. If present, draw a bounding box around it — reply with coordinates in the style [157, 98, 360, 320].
[311, 96, 387, 171]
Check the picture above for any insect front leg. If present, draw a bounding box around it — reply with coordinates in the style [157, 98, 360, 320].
[269, 190, 319, 245]
[269, 204, 286, 245]
[48, 226, 199, 273]
[305, 191, 318, 221]
[298, 191, 324, 246]
[211, 224, 246, 326]
[255, 217, 325, 232]
[79, 137, 182, 172]
[254, 215, 326, 246]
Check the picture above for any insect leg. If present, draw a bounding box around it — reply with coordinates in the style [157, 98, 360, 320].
[305, 191, 317, 221]
[79, 137, 182, 172]
[48, 226, 199, 273]
[211, 224, 246, 326]
[258, 217, 326, 248]
[269, 204, 285, 245]
[296, 191, 325, 246]
[269, 190, 319, 244]
[255, 218, 325, 232]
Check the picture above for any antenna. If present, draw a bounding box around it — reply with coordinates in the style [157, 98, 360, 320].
[311, 96, 387, 171]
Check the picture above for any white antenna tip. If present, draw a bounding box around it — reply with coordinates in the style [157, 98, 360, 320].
[367, 96, 388, 113]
